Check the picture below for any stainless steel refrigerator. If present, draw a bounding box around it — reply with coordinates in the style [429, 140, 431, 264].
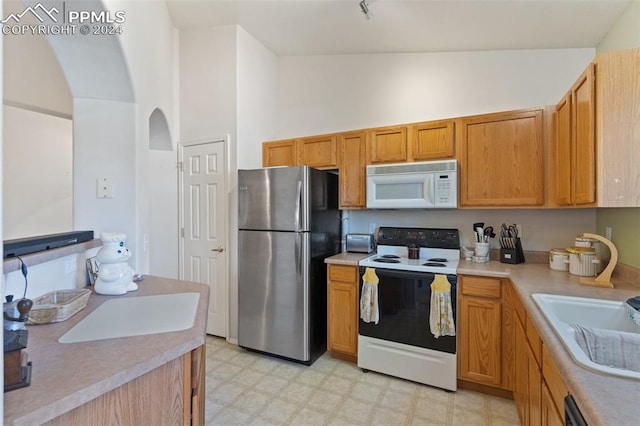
[238, 166, 341, 365]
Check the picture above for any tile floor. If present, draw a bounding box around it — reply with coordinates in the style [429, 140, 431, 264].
[204, 336, 520, 425]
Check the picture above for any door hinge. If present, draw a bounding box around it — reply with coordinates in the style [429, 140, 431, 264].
[180, 227, 185, 238]
[177, 161, 184, 172]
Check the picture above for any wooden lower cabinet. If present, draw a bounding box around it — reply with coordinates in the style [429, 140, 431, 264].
[514, 310, 529, 423]
[527, 341, 542, 426]
[542, 381, 564, 426]
[327, 264, 359, 360]
[511, 284, 568, 426]
[458, 275, 503, 387]
[46, 345, 206, 426]
[459, 279, 572, 425]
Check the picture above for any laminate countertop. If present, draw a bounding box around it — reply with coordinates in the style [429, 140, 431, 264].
[324, 252, 640, 425]
[458, 260, 640, 426]
[3, 276, 209, 425]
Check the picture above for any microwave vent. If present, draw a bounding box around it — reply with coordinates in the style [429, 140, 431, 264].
[367, 160, 456, 175]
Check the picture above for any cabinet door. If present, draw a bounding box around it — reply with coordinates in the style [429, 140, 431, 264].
[410, 120, 455, 160]
[459, 276, 508, 388]
[596, 47, 640, 207]
[514, 315, 529, 425]
[458, 109, 544, 206]
[572, 64, 596, 205]
[367, 126, 408, 164]
[502, 282, 516, 391]
[338, 131, 367, 209]
[542, 346, 568, 423]
[327, 265, 358, 356]
[555, 92, 573, 205]
[262, 139, 298, 167]
[458, 296, 502, 386]
[542, 381, 564, 426]
[298, 134, 338, 169]
[527, 341, 542, 426]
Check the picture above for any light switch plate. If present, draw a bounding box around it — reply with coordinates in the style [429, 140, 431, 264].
[97, 177, 114, 198]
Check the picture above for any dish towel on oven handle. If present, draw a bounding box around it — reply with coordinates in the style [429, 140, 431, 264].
[360, 267, 379, 325]
[429, 274, 456, 338]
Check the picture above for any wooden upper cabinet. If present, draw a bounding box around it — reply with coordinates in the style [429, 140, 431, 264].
[596, 47, 640, 207]
[367, 126, 408, 164]
[263, 135, 339, 169]
[409, 119, 455, 161]
[572, 64, 596, 205]
[338, 131, 367, 209]
[458, 108, 544, 207]
[262, 139, 297, 167]
[298, 134, 339, 169]
[552, 64, 596, 207]
[554, 92, 573, 206]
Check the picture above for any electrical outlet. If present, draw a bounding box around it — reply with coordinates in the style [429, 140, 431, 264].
[369, 223, 377, 234]
[605, 226, 612, 240]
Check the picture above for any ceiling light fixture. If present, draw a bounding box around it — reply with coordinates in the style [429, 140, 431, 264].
[359, 0, 372, 20]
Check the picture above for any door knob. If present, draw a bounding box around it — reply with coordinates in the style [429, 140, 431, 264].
[211, 246, 224, 253]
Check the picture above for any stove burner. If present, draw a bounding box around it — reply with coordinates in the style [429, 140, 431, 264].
[381, 254, 400, 259]
[373, 258, 401, 264]
[427, 258, 448, 263]
[422, 262, 447, 267]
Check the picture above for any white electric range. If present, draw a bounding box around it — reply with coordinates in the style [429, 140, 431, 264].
[357, 227, 461, 391]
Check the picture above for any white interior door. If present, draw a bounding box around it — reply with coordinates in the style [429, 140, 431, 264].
[180, 139, 228, 337]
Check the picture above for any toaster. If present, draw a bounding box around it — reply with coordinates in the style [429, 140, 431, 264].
[346, 234, 375, 253]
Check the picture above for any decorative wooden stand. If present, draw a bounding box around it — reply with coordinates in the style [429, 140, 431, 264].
[578, 233, 617, 289]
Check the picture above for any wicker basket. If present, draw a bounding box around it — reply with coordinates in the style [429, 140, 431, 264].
[27, 289, 91, 325]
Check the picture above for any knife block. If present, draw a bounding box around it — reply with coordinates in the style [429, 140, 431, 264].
[500, 238, 525, 264]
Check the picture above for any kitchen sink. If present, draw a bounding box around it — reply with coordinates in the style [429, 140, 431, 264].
[532, 293, 640, 380]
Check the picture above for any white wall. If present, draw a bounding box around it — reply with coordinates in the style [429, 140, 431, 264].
[3, 106, 72, 239]
[2, 1, 177, 303]
[105, 0, 179, 275]
[179, 25, 238, 144]
[276, 49, 595, 138]
[2, 0, 72, 116]
[237, 27, 278, 169]
[72, 98, 137, 246]
[179, 25, 278, 341]
[597, 0, 640, 53]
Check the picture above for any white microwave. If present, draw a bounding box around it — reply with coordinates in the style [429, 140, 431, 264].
[366, 160, 457, 209]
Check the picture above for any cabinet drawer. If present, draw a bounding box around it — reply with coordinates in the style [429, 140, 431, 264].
[461, 276, 502, 299]
[328, 264, 358, 283]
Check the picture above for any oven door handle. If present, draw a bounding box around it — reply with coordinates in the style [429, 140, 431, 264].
[360, 267, 456, 283]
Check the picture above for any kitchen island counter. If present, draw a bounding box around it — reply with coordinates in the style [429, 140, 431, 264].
[3, 275, 209, 425]
[458, 260, 640, 425]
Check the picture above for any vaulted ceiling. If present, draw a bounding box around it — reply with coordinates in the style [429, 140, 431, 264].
[166, 0, 632, 56]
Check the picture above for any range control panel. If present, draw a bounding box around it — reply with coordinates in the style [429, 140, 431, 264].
[376, 227, 460, 249]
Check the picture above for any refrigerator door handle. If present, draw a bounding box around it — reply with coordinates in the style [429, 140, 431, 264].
[294, 180, 303, 232]
[295, 232, 310, 348]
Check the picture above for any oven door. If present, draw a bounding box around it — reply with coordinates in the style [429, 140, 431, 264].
[358, 267, 457, 354]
